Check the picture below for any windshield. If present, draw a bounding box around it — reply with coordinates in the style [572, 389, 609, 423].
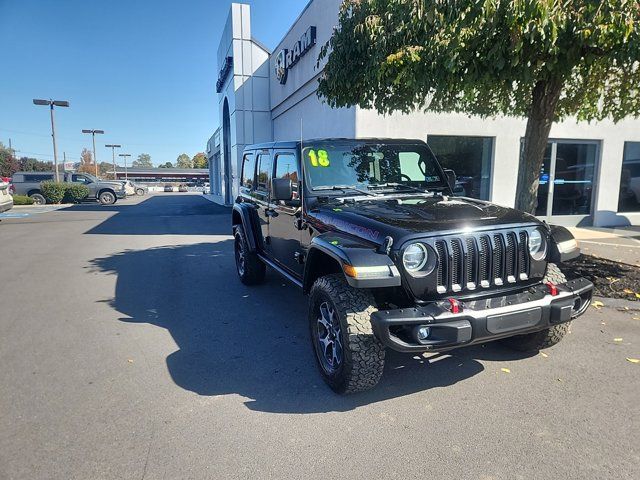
[84, 174, 99, 182]
[302, 141, 446, 192]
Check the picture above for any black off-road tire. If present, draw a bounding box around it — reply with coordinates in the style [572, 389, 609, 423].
[136, 188, 145, 196]
[309, 274, 385, 394]
[500, 263, 570, 352]
[233, 225, 265, 285]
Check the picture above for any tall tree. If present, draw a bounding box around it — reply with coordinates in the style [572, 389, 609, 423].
[158, 162, 174, 168]
[77, 148, 95, 174]
[132, 153, 152, 168]
[192, 152, 208, 169]
[317, 0, 640, 213]
[176, 153, 193, 169]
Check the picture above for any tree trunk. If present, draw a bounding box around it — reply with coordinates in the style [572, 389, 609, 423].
[515, 79, 564, 214]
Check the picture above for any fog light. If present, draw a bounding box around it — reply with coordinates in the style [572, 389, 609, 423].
[417, 326, 431, 341]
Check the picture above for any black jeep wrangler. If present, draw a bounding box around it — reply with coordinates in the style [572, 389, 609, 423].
[232, 139, 593, 394]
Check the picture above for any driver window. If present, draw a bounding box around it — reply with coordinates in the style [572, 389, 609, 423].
[72, 175, 89, 184]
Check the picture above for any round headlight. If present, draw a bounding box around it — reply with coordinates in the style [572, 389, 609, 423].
[403, 242, 428, 272]
[528, 229, 547, 261]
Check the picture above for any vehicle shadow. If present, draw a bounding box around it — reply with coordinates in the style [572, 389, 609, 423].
[90, 242, 534, 413]
[63, 194, 232, 235]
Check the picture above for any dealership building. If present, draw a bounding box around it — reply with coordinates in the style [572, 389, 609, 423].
[206, 0, 640, 227]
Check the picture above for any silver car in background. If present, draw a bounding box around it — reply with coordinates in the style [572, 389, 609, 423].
[0, 181, 14, 213]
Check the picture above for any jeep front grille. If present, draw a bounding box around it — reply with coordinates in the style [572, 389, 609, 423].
[434, 230, 530, 294]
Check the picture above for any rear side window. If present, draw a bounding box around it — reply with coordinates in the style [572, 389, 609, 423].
[241, 153, 256, 189]
[256, 153, 272, 191]
[24, 174, 54, 182]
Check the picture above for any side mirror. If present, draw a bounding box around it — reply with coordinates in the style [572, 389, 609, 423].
[272, 178, 293, 201]
[443, 169, 456, 192]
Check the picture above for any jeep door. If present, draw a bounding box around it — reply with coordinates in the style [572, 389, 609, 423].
[268, 150, 303, 276]
[252, 150, 273, 244]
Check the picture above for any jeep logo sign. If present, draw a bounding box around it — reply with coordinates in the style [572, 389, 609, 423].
[275, 26, 316, 85]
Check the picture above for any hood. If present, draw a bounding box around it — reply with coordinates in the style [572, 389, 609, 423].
[312, 196, 539, 243]
[100, 181, 125, 188]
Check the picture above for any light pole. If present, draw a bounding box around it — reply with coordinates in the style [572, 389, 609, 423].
[82, 129, 104, 177]
[118, 153, 131, 181]
[33, 99, 69, 182]
[105, 144, 121, 180]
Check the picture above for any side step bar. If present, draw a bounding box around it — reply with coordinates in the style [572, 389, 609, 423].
[257, 254, 304, 289]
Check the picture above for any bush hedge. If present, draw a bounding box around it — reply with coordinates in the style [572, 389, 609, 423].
[12, 195, 34, 205]
[63, 184, 90, 203]
[40, 181, 67, 204]
[39, 182, 90, 204]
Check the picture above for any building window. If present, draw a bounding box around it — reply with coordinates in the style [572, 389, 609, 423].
[536, 141, 598, 217]
[427, 135, 493, 200]
[618, 142, 640, 212]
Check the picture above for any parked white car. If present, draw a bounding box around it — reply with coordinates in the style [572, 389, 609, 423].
[0, 181, 14, 213]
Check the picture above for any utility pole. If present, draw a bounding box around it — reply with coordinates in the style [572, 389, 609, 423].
[105, 144, 121, 180]
[118, 153, 131, 181]
[33, 99, 69, 182]
[82, 129, 104, 177]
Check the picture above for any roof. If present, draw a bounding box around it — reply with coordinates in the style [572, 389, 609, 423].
[244, 138, 429, 150]
[111, 167, 209, 175]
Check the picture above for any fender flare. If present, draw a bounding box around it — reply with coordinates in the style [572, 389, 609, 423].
[232, 203, 261, 252]
[303, 232, 401, 292]
[549, 225, 580, 263]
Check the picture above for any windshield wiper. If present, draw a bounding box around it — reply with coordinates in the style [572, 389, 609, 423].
[314, 185, 378, 196]
[367, 182, 434, 194]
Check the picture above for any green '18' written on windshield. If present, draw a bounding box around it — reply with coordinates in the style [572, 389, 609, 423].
[308, 149, 330, 167]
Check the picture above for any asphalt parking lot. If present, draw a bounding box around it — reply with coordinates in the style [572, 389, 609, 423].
[1, 193, 639, 480]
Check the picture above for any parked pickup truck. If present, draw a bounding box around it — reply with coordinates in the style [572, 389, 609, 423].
[233, 138, 593, 394]
[11, 171, 126, 205]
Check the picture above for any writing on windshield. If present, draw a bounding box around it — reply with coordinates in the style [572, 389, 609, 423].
[303, 142, 444, 191]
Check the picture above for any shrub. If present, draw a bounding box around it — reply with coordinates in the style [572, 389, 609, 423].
[40, 181, 67, 204]
[12, 195, 34, 205]
[63, 184, 90, 203]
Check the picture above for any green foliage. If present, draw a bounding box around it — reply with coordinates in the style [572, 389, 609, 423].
[132, 153, 152, 168]
[192, 152, 208, 169]
[176, 153, 193, 169]
[0, 142, 20, 177]
[63, 184, 90, 203]
[318, 0, 640, 122]
[12, 195, 34, 205]
[19, 157, 54, 172]
[40, 181, 67, 204]
[158, 162, 174, 168]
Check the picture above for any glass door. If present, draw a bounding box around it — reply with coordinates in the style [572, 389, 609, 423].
[536, 140, 599, 223]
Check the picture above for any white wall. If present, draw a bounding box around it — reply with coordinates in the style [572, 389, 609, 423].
[269, 0, 355, 142]
[216, 3, 271, 204]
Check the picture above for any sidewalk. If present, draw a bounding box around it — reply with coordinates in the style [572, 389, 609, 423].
[568, 226, 640, 265]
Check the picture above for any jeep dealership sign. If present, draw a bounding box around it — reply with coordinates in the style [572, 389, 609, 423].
[275, 26, 316, 85]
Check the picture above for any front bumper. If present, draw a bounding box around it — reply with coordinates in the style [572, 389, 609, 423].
[370, 278, 593, 353]
[0, 200, 13, 213]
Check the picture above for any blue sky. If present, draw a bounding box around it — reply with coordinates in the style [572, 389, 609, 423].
[0, 0, 308, 166]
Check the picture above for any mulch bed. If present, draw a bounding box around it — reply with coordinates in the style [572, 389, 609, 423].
[563, 254, 640, 301]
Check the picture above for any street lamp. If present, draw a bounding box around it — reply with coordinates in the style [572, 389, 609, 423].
[33, 98, 70, 182]
[105, 144, 121, 180]
[118, 153, 131, 181]
[82, 129, 104, 177]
